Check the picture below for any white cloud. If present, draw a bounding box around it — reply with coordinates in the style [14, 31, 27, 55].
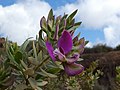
[0, 0, 51, 45]
[55, 0, 120, 47]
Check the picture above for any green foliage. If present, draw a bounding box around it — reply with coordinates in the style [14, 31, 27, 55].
[78, 61, 102, 90]
[3, 38, 62, 90]
[40, 9, 82, 42]
[44, 61, 101, 90]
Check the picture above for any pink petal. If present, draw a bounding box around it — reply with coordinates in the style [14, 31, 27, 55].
[45, 41, 56, 61]
[53, 49, 66, 62]
[67, 53, 80, 64]
[58, 30, 73, 54]
[63, 63, 84, 76]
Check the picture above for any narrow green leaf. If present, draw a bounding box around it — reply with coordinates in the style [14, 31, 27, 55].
[61, 14, 68, 22]
[74, 22, 82, 26]
[39, 30, 44, 40]
[12, 42, 18, 51]
[6, 45, 17, 65]
[20, 37, 32, 52]
[38, 51, 42, 61]
[2, 75, 16, 87]
[68, 22, 82, 31]
[66, 19, 75, 28]
[21, 60, 27, 70]
[47, 9, 53, 20]
[40, 16, 47, 30]
[36, 72, 47, 77]
[9, 63, 20, 71]
[85, 41, 89, 45]
[33, 41, 38, 61]
[28, 57, 39, 65]
[37, 81, 48, 86]
[15, 51, 22, 64]
[56, 15, 61, 24]
[38, 30, 45, 48]
[59, 14, 68, 28]
[40, 68, 57, 78]
[15, 84, 28, 90]
[9, 45, 14, 54]
[36, 87, 42, 90]
[67, 26, 77, 31]
[67, 9, 78, 24]
[47, 68, 62, 74]
[47, 20, 53, 31]
[28, 77, 38, 89]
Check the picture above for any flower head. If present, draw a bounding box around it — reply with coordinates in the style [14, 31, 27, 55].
[46, 30, 84, 76]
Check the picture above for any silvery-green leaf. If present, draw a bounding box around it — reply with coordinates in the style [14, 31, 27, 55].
[37, 81, 48, 86]
[24, 68, 34, 76]
[20, 37, 32, 52]
[60, 14, 68, 24]
[9, 63, 20, 71]
[15, 84, 28, 90]
[36, 87, 42, 90]
[56, 15, 61, 24]
[40, 68, 57, 78]
[48, 20, 53, 31]
[67, 9, 78, 24]
[38, 51, 43, 61]
[21, 60, 27, 69]
[33, 41, 38, 61]
[47, 67, 62, 74]
[36, 72, 47, 77]
[2, 75, 16, 87]
[15, 51, 22, 64]
[6, 44, 18, 65]
[28, 77, 38, 89]
[68, 22, 82, 31]
[28, 57, 39, 65]
[40, 16, 47, 30]
[85, 41, 89, 45]
[47, 9, 53, 20]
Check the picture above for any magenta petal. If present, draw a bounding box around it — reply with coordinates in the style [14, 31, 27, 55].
[67, 53, 80, 64]
[45, 41, 56, 61]
[53, 49, 66, 62]
[58, 30, 73, 54]
[63, 63, 84, 76]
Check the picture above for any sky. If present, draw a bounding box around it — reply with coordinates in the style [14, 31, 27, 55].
[0, 0, 120, 47]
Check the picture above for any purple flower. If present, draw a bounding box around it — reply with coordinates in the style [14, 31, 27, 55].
[45, 30, 84, 76]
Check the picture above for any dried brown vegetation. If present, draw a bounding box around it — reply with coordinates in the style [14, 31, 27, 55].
[81, 51, 120, 90]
